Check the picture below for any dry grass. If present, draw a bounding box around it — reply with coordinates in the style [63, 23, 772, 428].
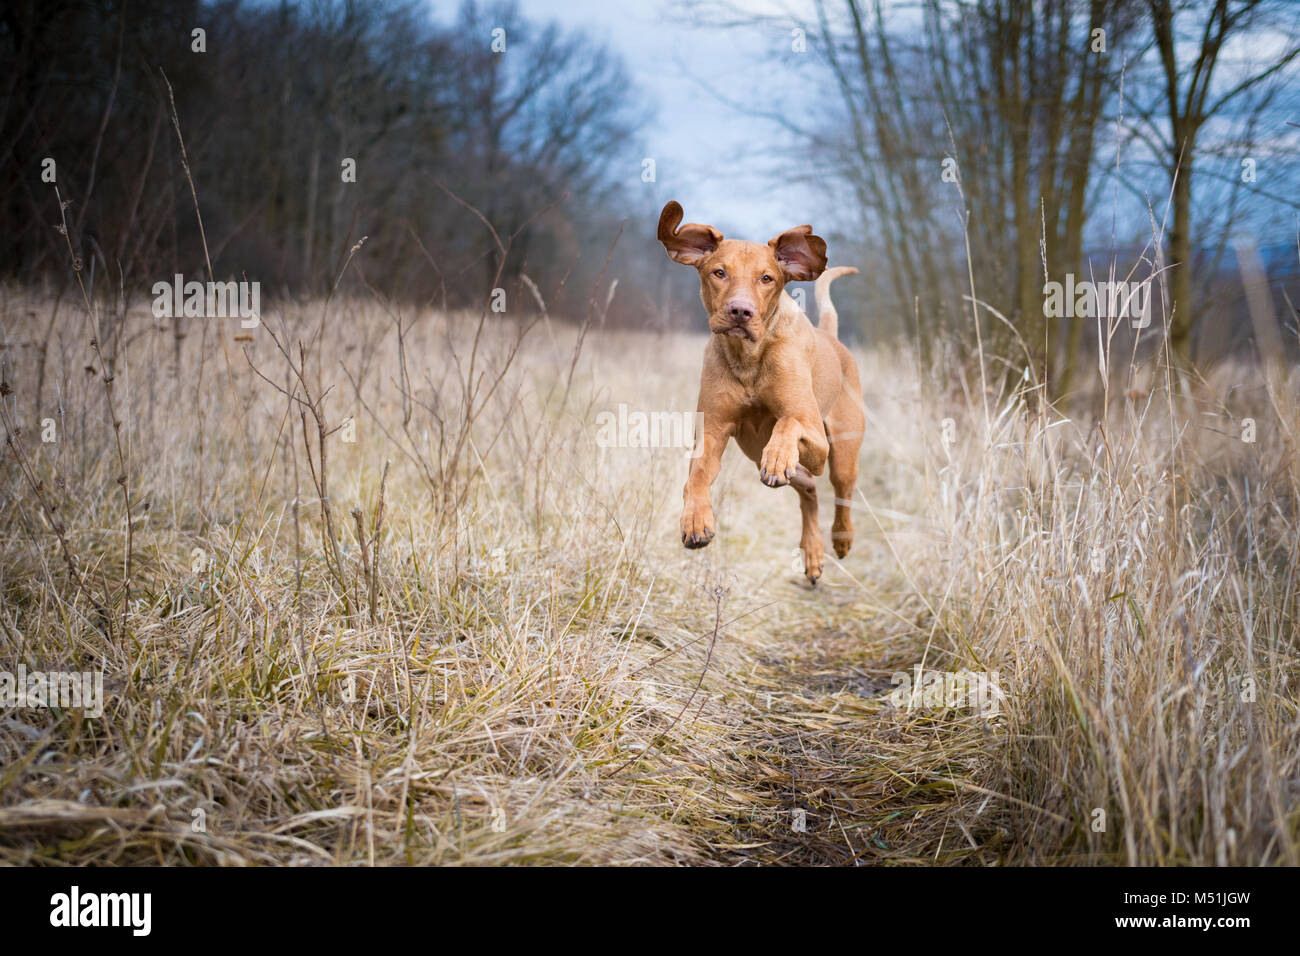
[1, 286, 1298, 865]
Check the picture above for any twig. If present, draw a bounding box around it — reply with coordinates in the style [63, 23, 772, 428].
[608, 585, 730, 776]
[0, 383, 110, 634]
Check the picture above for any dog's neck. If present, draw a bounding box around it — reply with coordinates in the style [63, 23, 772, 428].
[714, 291, 803, 387]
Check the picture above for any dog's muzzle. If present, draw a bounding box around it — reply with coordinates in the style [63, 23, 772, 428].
[718, 321, 756, 341]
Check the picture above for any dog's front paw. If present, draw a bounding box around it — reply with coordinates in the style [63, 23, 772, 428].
[759, 440, 798, 488]
[680, 502, 715, 549]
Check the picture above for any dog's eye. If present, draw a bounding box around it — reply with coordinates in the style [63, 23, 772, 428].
[713, 269, 726, 279]
[761, 274, 773, 283]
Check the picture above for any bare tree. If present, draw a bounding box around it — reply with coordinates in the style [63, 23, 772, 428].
[1141, 0, 1300, 365]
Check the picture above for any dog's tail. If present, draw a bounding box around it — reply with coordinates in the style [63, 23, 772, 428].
[814, 266, 858, 339]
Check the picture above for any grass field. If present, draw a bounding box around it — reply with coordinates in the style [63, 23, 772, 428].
[1, 288, 1298, 865]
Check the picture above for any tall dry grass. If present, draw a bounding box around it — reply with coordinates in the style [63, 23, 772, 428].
[0, 277, 1297, 864]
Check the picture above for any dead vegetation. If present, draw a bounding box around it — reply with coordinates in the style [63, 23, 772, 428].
[0, 284, 1298, 865]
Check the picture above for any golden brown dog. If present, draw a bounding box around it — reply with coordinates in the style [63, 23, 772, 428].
[657, 200, 864, 584]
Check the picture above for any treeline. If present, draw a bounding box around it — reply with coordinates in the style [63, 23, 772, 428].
[7, 0, 1299, 382]
[1, 0, 660, 321]
[713, 0, 1300, 389]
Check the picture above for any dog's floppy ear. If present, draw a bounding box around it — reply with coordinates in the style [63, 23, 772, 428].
[768, 224, 828, 281]
[658, 201, 722, 266]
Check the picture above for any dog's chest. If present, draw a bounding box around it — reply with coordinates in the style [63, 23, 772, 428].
[732, 378, 778, 433]
[727, 361, 763, 393]
[719, 341, 768, 392]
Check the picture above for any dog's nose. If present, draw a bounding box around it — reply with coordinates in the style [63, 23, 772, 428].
[727, 301, 754, 322]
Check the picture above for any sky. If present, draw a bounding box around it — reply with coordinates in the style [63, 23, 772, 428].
[433, 0, 1300, 261]
[504, 0, 829, 241]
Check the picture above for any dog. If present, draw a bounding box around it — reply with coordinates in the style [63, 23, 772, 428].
[657, 200, 864, 585]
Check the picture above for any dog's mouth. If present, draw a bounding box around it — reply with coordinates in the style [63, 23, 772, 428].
[716, 322, 756, 342]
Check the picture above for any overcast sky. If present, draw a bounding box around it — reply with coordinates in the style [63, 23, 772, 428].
[440, 1, 1300, 259]
[510, 0, 829, 241]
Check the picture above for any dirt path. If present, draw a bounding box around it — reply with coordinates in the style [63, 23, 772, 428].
[697, 590, 1001, 865]
[639, 467, 1002, 865]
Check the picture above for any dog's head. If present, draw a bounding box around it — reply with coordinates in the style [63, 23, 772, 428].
[657, 200, 827, 342]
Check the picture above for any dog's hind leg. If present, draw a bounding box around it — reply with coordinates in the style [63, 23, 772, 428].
[789, 466, 824, 585]
[826, 388, 864, 559]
